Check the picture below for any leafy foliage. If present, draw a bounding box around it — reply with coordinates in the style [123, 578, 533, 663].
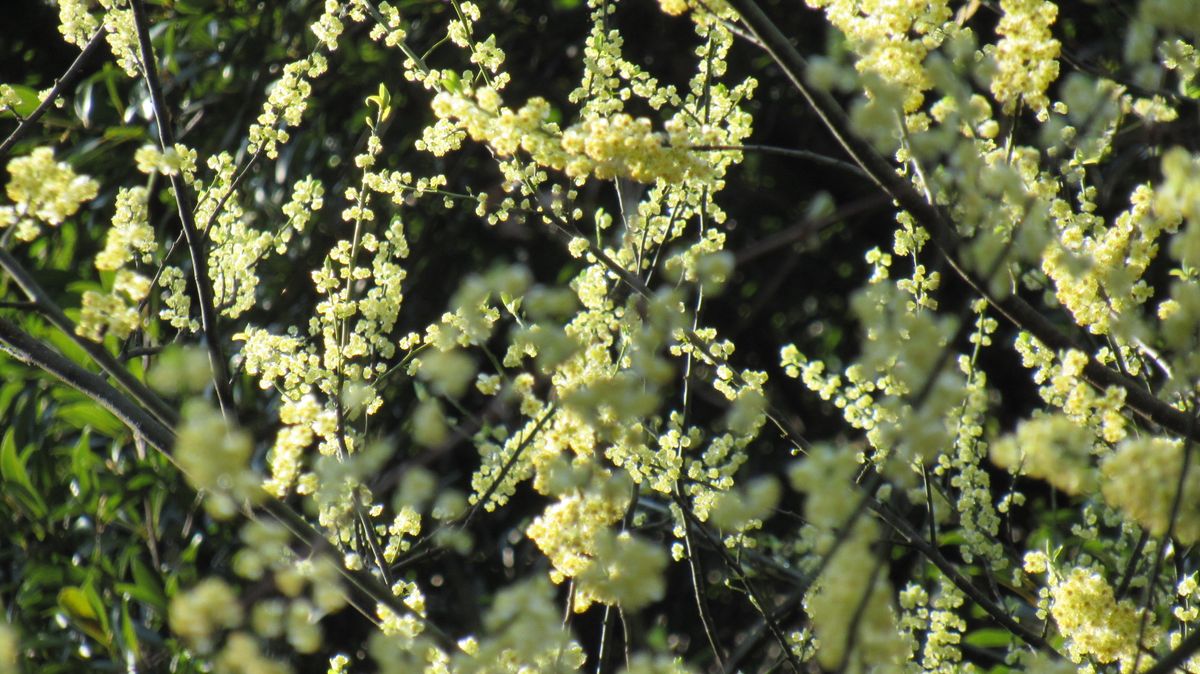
[2, 0, 1200, 673]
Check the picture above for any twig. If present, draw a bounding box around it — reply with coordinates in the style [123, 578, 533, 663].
[675, 496, 804, 673]
[867, 496, 1055, 653]
[0, 29, 106, 161]
[0, 300, 40, 311]
[734, 193, 889, 265]
[129, 0, 234, 419]
[687, 143, 869, 178]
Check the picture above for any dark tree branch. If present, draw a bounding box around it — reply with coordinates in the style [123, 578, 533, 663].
[0, 316, 176, 450]
[129, 0, 234, 419]
[0, 29, 106, 161]
[0, 247, 177, 428]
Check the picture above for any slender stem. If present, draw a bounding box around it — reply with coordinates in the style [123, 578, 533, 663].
[675, 496, 803, 673]
[687, 143, 869, 178]
[130, 0, 234, 420]
[0, 29, 106, 161]
[867, 496, 1055, 653]
[734, 193, 889, 265]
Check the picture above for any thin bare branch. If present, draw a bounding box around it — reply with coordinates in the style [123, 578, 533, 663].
[0, 29, 106, 161]
[129, 0, 234, 419]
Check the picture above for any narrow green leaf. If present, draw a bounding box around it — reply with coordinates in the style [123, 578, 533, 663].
[1, 428, 46, 516]
[130, 557, 167, 611]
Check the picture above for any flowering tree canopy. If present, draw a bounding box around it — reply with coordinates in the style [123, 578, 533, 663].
[2, 0, 1200, 672]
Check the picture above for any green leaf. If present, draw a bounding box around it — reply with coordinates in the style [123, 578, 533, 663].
[57, 586, 109, 646]
[120, 600, 141, 662]
[130, 557, 167, 611]
[0, 85, 41, 118]
[102, 125, 148, 142]
[71, 429, 96, 494]
[1, 428, 47, 517]
[964, 628, 1014, 649]
[56, 401, 126, 437]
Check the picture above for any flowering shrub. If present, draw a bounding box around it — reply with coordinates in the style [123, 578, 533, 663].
[2, 0, 1200, 672]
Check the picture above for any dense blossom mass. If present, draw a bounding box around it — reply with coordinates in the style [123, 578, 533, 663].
[2, 0, 1200, 672]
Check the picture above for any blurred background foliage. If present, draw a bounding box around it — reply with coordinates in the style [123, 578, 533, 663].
[0, 0, 1176, 671]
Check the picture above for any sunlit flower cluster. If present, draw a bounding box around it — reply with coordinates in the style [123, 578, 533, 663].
[987, 0, 1061, 115]
[1047, 567, 1151, 670]
[1101, 436, 1200, 544]
[174, 401, 263, 519]
[0, 147, 98, 242]
[804, 0, 954, 112]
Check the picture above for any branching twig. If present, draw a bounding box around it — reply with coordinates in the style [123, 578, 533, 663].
[0, 29, 106, 161]
[130, 0, 234, 419]
[675, 496, 804, 673]
[866, 496, 1055, 653]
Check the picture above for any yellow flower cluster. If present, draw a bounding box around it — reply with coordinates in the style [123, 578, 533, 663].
[987, 0, 1061, 115]
[55, 0, 99, 47]
[448, 577, 584, 673]
[792, 447, 907, 670]
[430, 88, 715, 186]
[174, 401, 264, 519]
[94, 187, 155, 270]
[899, 578, 970, 672]
[0, 147, 98, 243]
[99, 2, 142, 77]
[248, 54, 329, 159]
[77, 185, 159, 342]
[804, 0, 954, 112]
[575, 529, 667, 611]
[1048, 567, 1150, 670]
[77, 269, 151, 341]
[525, 470, 630, 587]
[135, 144, 199, 183]
[708, 476, 780, 532]
[213, 632, 292, 674]
[169, 578, 243, 652]
[990, 414, 1098, 496]
[1043, 183, 1177, 336]
[1101, 436, 1200, 544]
[1014, 337, 1130, 444]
